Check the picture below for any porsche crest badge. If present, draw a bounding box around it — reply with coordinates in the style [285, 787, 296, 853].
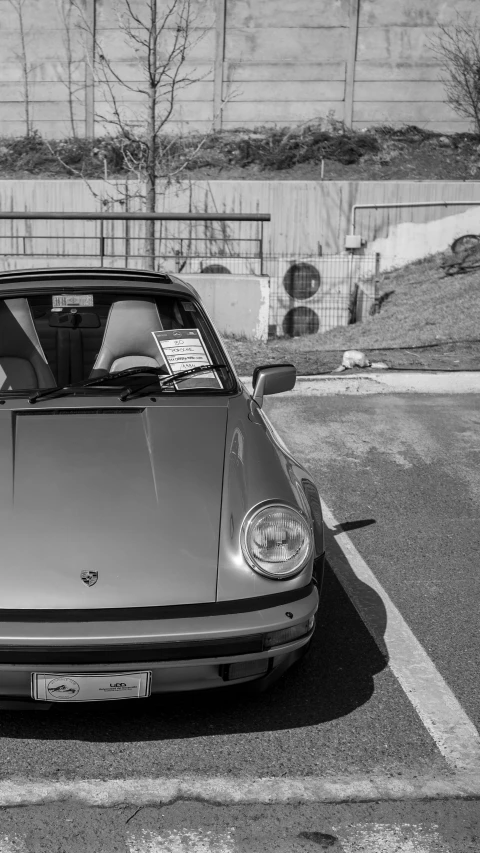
[80, 570, 98, 586]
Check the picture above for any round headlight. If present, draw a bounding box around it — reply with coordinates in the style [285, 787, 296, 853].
[241, 504, 313, 579]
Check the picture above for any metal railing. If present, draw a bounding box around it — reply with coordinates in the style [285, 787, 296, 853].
[0, 211, 270, 274]
[0, 213, 382, 338]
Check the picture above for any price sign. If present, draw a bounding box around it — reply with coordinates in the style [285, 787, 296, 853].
[152, 329, 222, 389]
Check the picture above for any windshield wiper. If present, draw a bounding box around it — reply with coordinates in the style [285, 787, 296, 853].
[0, 389, 56, 399]
[28, 366, 168, 404]
[118, 364, 228, 401]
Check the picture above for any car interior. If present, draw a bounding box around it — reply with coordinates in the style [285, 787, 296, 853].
[0, 293, 198, 390]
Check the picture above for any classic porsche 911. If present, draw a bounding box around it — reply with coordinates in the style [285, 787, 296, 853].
[0, 266, 324, 706]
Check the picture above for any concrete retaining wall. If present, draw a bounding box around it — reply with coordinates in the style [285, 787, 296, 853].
[0, 179, 479, 267]
[0, 0, 479, 136]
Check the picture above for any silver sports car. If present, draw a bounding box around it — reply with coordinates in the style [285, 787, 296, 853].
[0, 267, 324, 705]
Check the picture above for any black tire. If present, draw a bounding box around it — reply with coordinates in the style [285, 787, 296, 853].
[451, 234, 480, 256]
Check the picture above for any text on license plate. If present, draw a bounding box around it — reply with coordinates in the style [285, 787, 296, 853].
[32, 671, 152, 702]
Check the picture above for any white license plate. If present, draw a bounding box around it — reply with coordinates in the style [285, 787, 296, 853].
[32, 671, 152, 702]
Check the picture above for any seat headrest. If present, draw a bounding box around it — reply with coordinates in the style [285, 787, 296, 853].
[91, 299, 165, 376]
[0, 299, 55, 388]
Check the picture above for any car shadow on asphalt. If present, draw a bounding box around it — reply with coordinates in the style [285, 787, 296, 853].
[0, 522, 389, 741]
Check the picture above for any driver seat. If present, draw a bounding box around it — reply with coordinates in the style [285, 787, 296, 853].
[89, 299, 166, 378]
[0, 298, 56, 390]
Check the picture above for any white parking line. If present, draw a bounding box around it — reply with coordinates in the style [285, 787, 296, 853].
[126, 829, 236, 853]
[126, 824, 453, 853]
[334, 823, 452, 853]
[321, 501, 480, 772]
[262, 412, 480, 773]
[0, 825, 455, 853]
[0, 836, 27, 853]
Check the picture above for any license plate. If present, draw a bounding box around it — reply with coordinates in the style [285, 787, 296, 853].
[32, 672, 152, 702]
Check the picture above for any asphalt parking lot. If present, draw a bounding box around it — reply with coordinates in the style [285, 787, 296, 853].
[1, 380, 479, 851]
[265, 388, 480, 739]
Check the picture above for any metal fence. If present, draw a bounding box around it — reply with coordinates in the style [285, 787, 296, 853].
[0, 212, 268, 273]
[262, 254, 380, 337]
[159, 253, 380, 337]
[0, 212, 380, 338]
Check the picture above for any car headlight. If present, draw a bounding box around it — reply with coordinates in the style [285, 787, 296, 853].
[241, 503, 313, 579]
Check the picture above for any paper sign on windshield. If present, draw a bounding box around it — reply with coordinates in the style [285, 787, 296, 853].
[152, 329, 222, 389]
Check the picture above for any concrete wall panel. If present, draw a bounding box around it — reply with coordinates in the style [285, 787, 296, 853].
[93, 119, 215, 136]
[225, 28, 347, 62]
[0, 62, 85, 84]
[225, 81, 345, 102]
[96, 28, 215, 62]
[108, 61, 214, 83]
[354, 81, 446, 101]
[353, 100, 459, 122]
[359, 0, 475, 27]
[0, 2, 65, 29]
[0, 82, 85, 102]
[222, 101, 344, 123]
[0, 30, 65, 61]
[355, 63, 442, 82]
[226, 0, 349, 28]
[95, 81, 214, 103]
[0, 120, 86, 136]
[97, 0, 215, 28]
[357, 27, 438, 63]
[225, 62, 346, 82]
[0, 101, 84, 121]
[95, 100, 215, 125]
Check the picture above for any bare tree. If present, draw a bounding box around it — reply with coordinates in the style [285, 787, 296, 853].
[7, 0, 36, 135]
[429, 12, 480, 135]
[73, 0, 230, 269]
[55, 0, 85, 137]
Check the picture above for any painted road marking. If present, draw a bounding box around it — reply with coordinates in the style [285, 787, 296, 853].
[0, 825, 455, 853]
[0, 772, 478, 806]
[126, 829, 236, 853]
[320, 500, 480, 772]
[240, 373, 480, 395]
[262, 411, 480, 773]
[0, 836, 27, 853]
[334, 823, 452, 853]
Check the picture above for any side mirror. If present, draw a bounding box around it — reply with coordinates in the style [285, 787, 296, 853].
[252, 364, 296, 409]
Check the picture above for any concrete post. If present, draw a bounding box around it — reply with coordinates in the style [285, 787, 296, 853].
[85, 0, 96, 138]
[213, 0, 227, 130]
[344, 0, 360, 128]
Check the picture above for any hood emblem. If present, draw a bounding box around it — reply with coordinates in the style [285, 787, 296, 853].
[80, 570, 98, 587]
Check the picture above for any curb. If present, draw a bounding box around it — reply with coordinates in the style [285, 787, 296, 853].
[0, 772, 478, 806]
[239, 371, 480, 395]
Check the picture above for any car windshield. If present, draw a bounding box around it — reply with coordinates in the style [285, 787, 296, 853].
[0, 287, 236, 397]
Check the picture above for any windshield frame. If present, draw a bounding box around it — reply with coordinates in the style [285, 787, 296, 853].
[0, 283, 240, 399]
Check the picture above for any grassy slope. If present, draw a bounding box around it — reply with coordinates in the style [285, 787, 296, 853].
[226, 254, 480, 373]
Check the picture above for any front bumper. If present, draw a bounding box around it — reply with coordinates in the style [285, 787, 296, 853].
[0, 579, 320, 701]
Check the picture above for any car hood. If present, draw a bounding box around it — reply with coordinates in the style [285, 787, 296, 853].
[0, 403, 228, 609]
